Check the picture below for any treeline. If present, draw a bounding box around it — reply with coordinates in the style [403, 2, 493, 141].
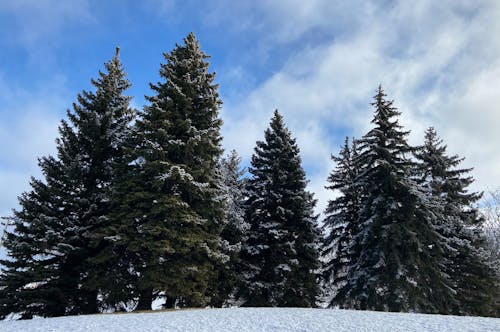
[0, 33, 498, 319]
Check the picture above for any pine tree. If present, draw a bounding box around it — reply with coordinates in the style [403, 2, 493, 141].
[208, 150, 248, 306]
[0, 48, 134, 318]
[220, 150, 247, 251]
[415, 127, 500, 316]
[341, 86, 452, 313]
[322, 137, 361, 307]
[239, 110, 321, 307]
[90, 33, 226, 311]
[482, 190, 500, 276]
[0, 157, 70, 318]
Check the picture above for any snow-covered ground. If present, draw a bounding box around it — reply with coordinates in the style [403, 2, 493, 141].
[1, 307, 499, 332]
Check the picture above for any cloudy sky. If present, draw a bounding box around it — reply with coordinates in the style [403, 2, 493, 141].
[1, 0, 500, 222]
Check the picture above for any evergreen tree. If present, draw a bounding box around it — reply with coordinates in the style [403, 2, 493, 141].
[341, 86, 452, 313]
[0, 48, 134, 318]
[415, 127, 500, 316]
[240, 110, 321, 307]
[482, 190, 500, 276]
[90, 33, 226, 311]
[322, 137, 361, 307]
[209, 150, 248, 306]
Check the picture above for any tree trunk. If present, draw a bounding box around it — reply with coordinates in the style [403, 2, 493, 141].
[164, 296, 176, 309]
[81, 289, 99, 314]
[135, 288, 152, 311]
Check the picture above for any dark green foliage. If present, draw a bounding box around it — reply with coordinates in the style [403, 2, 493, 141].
[1, 33, 497, 318]
[0, 158, 72, 318]
[0, 49, 134, 318]
[415, 127, 500, 317]
[338, 86, 452, 313]
[240, 110, 321, 307]
[90, 33, 225, 310]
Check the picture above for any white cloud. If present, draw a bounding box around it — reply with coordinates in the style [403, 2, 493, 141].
[142, 0, 177, 20]
[0, 76, 67, 218]
[204, 0, 372, 44]
[219, 0, 500, 214]
[2, 0, 499, 219]
[0, 0, 93, 59]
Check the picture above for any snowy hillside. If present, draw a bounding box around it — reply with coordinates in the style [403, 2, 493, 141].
[1, 308, 499, 332]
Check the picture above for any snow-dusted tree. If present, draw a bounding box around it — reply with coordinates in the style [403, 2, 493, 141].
[208, 150, 248, 306]
[415, 127, 500, 316]
[322, 137, 361, 307]
[482, 190, 500, 273]
[220, 150, 247, 247]
[91, 33, 226, 311]
[342, 86, 452, 313]
[0, 48, 134, 318]
[482, 191, 500, 316]
[239, 110, 321, 307]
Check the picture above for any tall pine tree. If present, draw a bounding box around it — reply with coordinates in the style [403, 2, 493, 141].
[209, 150, 248, 306]
[0, 48, 134, 318]
[415, 127, 500, 316]
[240, 110, 321, 307]
[89, 33, 226, 310]
[341, 86, 452, 313]
[322, 137, 361, 307]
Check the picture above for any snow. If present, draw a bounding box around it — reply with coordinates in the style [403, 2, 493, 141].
[1, 308, 498, 332]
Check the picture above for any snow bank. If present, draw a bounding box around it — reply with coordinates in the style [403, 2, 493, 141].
[1, 307, 499, 332]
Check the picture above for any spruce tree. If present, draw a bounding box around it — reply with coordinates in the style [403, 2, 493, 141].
[0, 49, 134, 318]
[240, 110, 321, 307]
[90, 33, 226, 310]
[0, 158, 70, 318]
[322, 137, 361, 307]
[415, 127, 500, 316]
[208, 150, 248, 306]
[482, 190, 500, 276]
[342, 86, 452, 313]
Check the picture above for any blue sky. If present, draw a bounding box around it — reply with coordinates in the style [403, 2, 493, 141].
[1, 0, 500, 223]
